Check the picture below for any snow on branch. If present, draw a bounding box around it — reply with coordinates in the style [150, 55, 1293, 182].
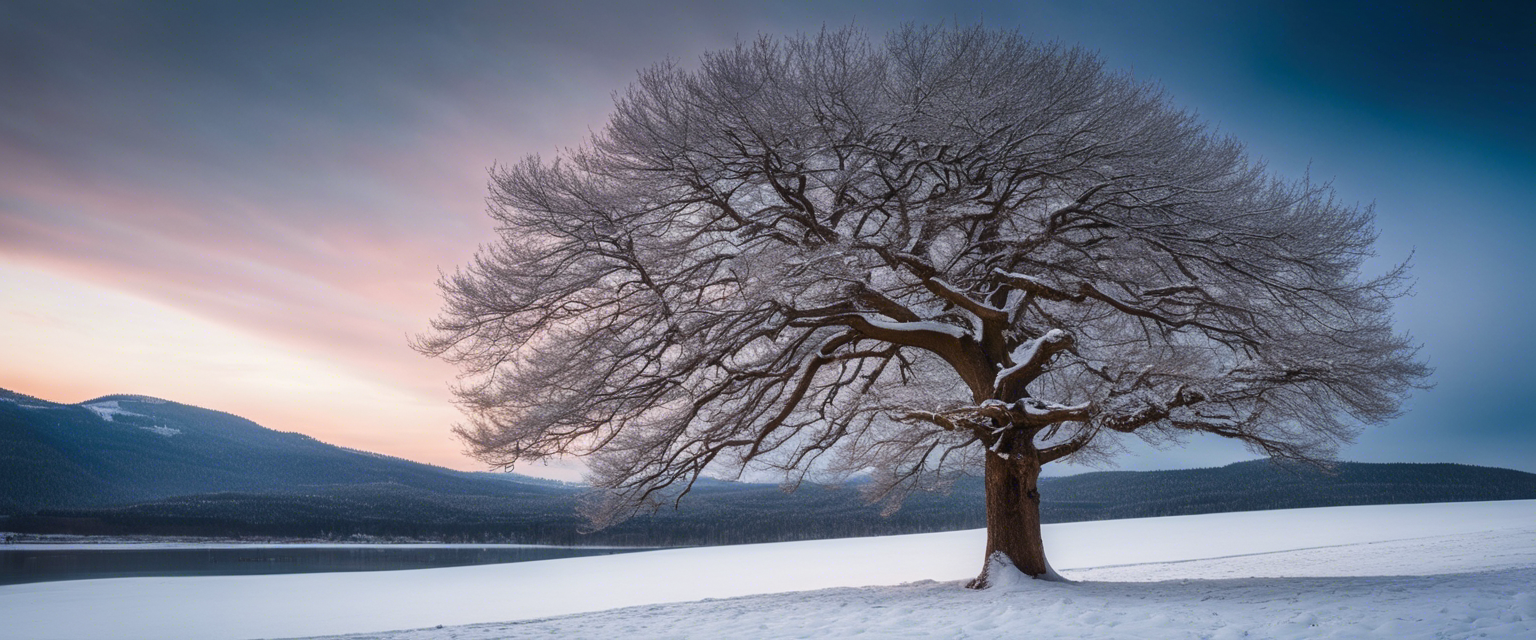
[994, 329, 1074, 392]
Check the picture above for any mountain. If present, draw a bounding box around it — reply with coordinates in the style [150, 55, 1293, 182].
[3, 387, 1534, 544]
[0, 388, 569, 514]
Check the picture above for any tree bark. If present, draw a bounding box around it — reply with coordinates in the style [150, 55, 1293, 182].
[967, 449, 1049, 588]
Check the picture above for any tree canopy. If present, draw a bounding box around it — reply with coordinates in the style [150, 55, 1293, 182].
[418, 25, 1429, 534]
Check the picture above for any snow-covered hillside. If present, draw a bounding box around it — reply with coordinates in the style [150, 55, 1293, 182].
[1, 501, 1532, 639]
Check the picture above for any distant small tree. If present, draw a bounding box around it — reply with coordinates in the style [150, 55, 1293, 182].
[418, 25, 1428, 587]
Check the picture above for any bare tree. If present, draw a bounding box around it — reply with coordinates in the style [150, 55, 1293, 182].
[417, 25, 1429, 587]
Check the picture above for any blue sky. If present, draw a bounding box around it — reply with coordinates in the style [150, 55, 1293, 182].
[1, 1, 1531, 475]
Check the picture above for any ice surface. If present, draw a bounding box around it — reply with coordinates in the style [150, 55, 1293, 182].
[0, 500, 1530, 640]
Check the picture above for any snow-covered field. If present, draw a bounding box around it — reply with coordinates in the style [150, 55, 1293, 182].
[1, 501, 1532, 639]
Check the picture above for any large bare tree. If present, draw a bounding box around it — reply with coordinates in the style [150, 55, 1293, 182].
[418, 25, 1428, 587]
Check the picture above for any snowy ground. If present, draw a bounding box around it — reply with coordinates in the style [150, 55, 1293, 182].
[0, 501, 1531, 639]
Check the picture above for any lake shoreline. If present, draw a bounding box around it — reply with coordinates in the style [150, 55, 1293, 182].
[0, 532, 664, 548]
[1, 543, 665, 586]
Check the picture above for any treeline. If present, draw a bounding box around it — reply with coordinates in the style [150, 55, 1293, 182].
[9, 390, 1532, 547]
[0, 482, 984, 546]
[4, 461, 1533, 546]
[1037, 460, 1536, 522]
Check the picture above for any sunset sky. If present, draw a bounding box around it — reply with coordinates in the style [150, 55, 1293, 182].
[3, 1, 1532, 478]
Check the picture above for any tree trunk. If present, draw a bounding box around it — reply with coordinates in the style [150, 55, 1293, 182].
[967, 449, 1049, 588]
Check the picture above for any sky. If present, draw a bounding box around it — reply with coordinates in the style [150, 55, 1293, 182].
[1, 0, 1532, 479]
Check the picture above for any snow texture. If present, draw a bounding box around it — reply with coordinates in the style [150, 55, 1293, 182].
[0, 397, 54, 410]
[855, 314, 968, 340]
[994, 329, 1066, 386]
[0, 501, 1530, 640]
[79, 400, 143, 422]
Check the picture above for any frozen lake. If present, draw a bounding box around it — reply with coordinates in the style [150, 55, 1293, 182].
[0, 544, 653, 585]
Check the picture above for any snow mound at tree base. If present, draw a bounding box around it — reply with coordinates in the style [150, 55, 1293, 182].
[978, 550, 1069, 589]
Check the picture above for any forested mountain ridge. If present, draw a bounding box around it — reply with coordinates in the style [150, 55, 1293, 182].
[1038, 460, 1536, 521]
[0, 388, 565, 515]
[3, 387, 1533, 545]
